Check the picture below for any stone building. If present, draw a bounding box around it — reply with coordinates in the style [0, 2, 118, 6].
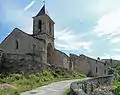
[0, 5, 108, 76]
[70, 54, 108, 76]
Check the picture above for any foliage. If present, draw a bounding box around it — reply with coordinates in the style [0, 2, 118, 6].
[114, 82, 120, 95]
[0, 67, 86, 95]
[63, 88, 70, 95]
[110, 60, 120, 94]
[108, 60, 120, 81]
[110, 60, 120, 75]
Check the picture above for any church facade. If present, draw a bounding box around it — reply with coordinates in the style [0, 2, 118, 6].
[0, 5, 108, 76]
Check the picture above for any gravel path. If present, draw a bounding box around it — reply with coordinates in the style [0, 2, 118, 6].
[21, 79, 82, 95]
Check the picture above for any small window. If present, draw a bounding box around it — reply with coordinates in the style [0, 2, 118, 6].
[104, 63, 107, 66]
[0, 53, 2, 57]
[96, 67, 98, 73]
[33, 44, 36, 55]
[104, 69, 106, 75]
[38, 20, 42, 32]
[49, 22, 51, 35]
[16, 40, 18, 49]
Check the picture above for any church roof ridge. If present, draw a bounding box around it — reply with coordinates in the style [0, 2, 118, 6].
[80, 54, 106, 64]
[13, 28, 46, 44]
[13, 28, 32, 36]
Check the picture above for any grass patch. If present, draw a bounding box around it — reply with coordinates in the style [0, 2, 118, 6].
[63, 88, 70, 95]
[0, 67, 86, 95]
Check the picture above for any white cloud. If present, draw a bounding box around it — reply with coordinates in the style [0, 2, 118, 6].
[110, 37, 120, 43]
[55, 28, 92, 52]
[24, 0, 35, 11]
[100, 53, 120, 60]
[0, 1, 92, 53]
[0, 1, 37, 34]
[94, 8, 120, 39]
[112, 48, 120, 52]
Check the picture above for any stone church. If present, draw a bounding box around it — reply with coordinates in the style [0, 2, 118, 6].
[0, 5, 108, 76]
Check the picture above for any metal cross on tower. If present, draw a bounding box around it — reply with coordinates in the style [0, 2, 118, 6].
[43, 0, 45, 6]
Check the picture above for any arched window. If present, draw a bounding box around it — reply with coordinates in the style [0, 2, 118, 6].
[38, 20, 42, 32]
[16, 40, 18, 49]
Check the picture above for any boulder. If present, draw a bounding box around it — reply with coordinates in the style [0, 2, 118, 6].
[0, 83, 17, 90]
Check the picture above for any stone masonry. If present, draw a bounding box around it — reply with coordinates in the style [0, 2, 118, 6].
[70, 75, 115, 95]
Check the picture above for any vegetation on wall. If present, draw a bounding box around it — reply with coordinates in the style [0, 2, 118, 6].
[110, 60, 120, 74]
[114, 82, 120, 95]
[63, 88, 70, 95]
[0, 67, 86, 95]
[108, 60, 120, 81]
[108, 60, 120, 94]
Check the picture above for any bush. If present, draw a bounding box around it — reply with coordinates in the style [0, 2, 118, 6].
[114, 82, 120, 95]
[63, 88, 70, 95]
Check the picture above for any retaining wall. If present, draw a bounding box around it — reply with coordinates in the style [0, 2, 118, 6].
[70, 75, 115, 95]
[0, 53, 44, 74]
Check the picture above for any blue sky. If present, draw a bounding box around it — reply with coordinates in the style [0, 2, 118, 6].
[0, 0, 120, 59]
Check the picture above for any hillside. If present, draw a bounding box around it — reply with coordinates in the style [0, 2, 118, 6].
[0, 67, 86, 95]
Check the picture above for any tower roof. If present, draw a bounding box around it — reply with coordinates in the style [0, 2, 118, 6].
[36, 5, 48, 17]
[34, 5, 55, 24]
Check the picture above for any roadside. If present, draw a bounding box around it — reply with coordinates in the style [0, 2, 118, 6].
[21, 79, 81, 95]
[0, 67, 86, 95]
[21, 78, 90, 95]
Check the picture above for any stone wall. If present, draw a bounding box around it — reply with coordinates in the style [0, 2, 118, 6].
[4, 53, 42, 62]
[0, 28, 47, 64]
[0, 28, 45, 55]
[70, 75, 114, 95]
[71, 54, 108, 77]
[74, 55, 90, 75]
[0, 53, 45, 74]
[70, 54, 79, 71]
[0, 50, 3, 68]
[86, 56, 108, 77]
[54, 49, 69, 70]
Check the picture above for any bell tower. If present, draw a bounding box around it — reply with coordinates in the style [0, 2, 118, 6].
[33, 5, 54, 38]
[33, 5, 55, 65]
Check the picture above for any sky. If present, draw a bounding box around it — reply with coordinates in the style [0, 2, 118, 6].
[0, 0, 120, 60]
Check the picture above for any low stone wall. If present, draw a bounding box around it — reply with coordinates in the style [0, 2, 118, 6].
[70, 75, 115, 95]
[0, 53, 45, 74]
[3, 53, 42, 62]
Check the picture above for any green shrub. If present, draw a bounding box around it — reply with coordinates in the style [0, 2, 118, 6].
[114, 82, 120, 95]
[63, 88, 70, 95]
[0, 89, 20, 95]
